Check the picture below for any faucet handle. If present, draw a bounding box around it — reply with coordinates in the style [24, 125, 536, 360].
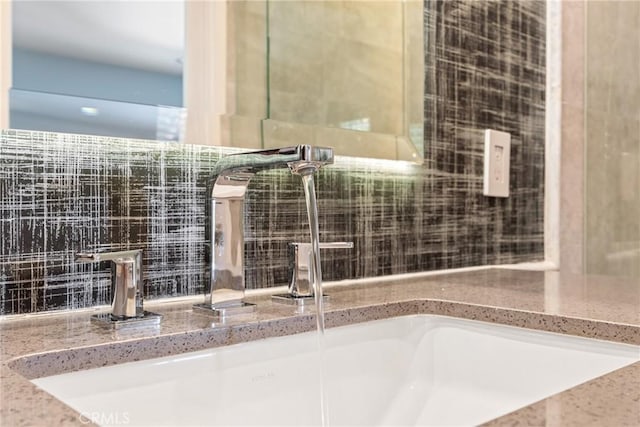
[288, 241, 353, 298]
[76, 249, 144, 319]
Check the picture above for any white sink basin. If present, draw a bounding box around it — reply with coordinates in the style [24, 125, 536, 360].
[32, 314, 640, 426]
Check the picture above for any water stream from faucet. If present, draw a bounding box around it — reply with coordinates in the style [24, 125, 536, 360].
[300, 173, 330, 426]
[301, 174, 325, 333]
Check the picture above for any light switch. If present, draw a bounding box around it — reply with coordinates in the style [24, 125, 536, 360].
[483, 129, 510, 197]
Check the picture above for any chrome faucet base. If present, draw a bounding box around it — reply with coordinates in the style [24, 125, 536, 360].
[90, 311, 162, 330]
[192, 302, 256, 319]
[271, 293, 330, 306]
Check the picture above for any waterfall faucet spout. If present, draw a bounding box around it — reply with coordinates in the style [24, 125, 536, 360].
[198, 145, 333, 315]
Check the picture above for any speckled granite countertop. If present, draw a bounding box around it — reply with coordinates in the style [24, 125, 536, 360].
[1, 269, 639, 426]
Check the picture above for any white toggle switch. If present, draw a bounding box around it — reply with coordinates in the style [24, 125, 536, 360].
[483, 129, 510, 197]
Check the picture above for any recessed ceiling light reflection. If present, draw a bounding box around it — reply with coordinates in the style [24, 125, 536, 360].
[81, 107, 99, 117]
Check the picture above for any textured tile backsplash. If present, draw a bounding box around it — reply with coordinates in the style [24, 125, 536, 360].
[0, 0, 545, 315]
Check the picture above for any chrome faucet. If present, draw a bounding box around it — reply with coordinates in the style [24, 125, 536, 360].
[272, 241, 353, 306]
[76, 249, 144, 318]
[76, 249, 161, 328]
[194, 145, 334, 318]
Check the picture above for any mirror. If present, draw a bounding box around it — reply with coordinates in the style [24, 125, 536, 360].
[3, 0, 424, 162]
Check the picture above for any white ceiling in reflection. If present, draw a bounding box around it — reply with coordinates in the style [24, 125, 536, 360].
[12, 0, 184, 75]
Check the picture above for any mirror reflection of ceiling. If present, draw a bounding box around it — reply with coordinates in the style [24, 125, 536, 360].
[11, 0, 185, 141]
[12, 0, 184, 75]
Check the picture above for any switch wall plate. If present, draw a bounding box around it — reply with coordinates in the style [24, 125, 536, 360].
[483, 129, 511, 197]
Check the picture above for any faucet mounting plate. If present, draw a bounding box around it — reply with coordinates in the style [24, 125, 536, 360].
[271, 294, 330, 306]
[192, 302, 257, 319]
[90, 311, 162, 330]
